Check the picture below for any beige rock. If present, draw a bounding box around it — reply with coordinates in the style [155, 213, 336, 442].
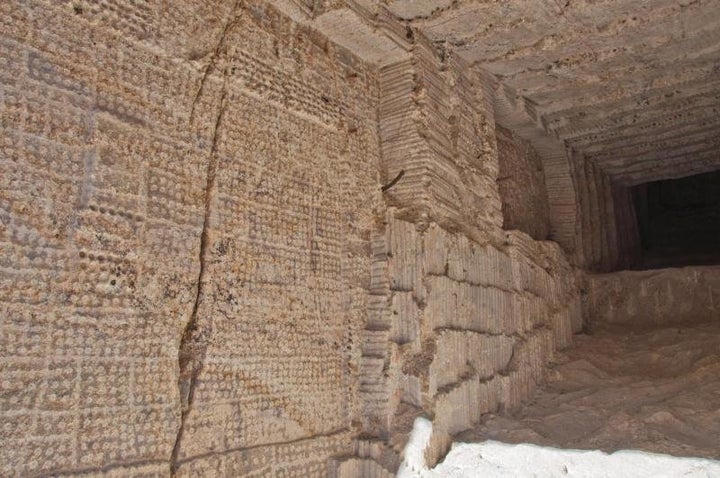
[2, 0, 717, 476]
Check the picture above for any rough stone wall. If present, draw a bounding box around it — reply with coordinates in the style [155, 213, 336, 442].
[349, 33, 582, 470]
[496, 125, 551, 240]
[377, 38, 503, 238]
[1, 1, 382, 476]
[611, 184, 641, 270]
[585, 266, 720, 327]
[1, 1, 585, 475]
[490, 81, 580, 262]
[575, 154, 640, 272]
[371, 217, 581, 464]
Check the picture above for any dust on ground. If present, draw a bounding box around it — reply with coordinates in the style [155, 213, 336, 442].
[458, 321, 720, 459]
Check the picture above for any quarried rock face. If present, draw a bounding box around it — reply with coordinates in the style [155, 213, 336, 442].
[350, 36, 582, 469]
[358, 217, 580, 465]
[585, 266, 720, 327]
[1, 1, 383, 475]
[8, 0, 716, 476]
[496, 125, 551, 241]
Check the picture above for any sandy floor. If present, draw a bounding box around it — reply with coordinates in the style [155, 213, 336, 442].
[457, 321, 720, 459]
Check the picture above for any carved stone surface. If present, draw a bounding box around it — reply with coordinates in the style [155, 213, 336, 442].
[1, 1, 381, 475]
[2, 0, 716, 476]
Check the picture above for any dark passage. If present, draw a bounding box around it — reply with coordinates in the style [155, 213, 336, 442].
[632, 170, 720, 269]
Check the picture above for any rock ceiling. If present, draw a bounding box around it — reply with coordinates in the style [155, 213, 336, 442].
[287, 0, 720, 187]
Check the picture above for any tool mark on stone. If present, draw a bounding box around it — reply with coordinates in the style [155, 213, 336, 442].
[381, 170, 405, 192]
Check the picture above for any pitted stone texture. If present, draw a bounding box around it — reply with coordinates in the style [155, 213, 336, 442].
[1, 0, 382, 476]
[2, 0, 604, 475]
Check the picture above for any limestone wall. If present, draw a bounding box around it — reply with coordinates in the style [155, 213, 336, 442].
[575, 154, 641, 272]
[496, 125, 551, 240]
[359, 217, 581, 465]
[1, 1, 382, 475]
[347, 33, 582, 470]
[1, 2, 583, 476]
[585, 266, 720, 327]
[377, 38, 503, 237]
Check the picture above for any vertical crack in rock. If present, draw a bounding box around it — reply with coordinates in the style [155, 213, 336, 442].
[171, 91, 229, 471]
[170, 9, 241, 464]
[189, 0, 244, 123]
[170, 87, 229, 474]
[170, 4, 246, 472]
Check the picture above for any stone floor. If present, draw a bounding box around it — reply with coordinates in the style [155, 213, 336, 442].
[458, 321, 720, 460]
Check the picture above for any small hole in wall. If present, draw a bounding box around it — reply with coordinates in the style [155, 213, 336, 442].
[405, 26, 415, 42]
[73, 4, 83, 14]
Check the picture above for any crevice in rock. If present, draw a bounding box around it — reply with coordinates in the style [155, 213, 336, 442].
[189, 0, 245, 123]
[170, 84, 230, 476]
[31, 458, 168, 478]
[176, 430, 348, 469]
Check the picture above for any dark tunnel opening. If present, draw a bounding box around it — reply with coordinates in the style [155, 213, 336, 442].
[632, 170, 720, 270]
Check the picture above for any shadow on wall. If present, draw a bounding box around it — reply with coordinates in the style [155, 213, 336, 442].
[632, 170, 720, 270]
[496, 125, 551, 241]
[585, 265, 720, 327]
